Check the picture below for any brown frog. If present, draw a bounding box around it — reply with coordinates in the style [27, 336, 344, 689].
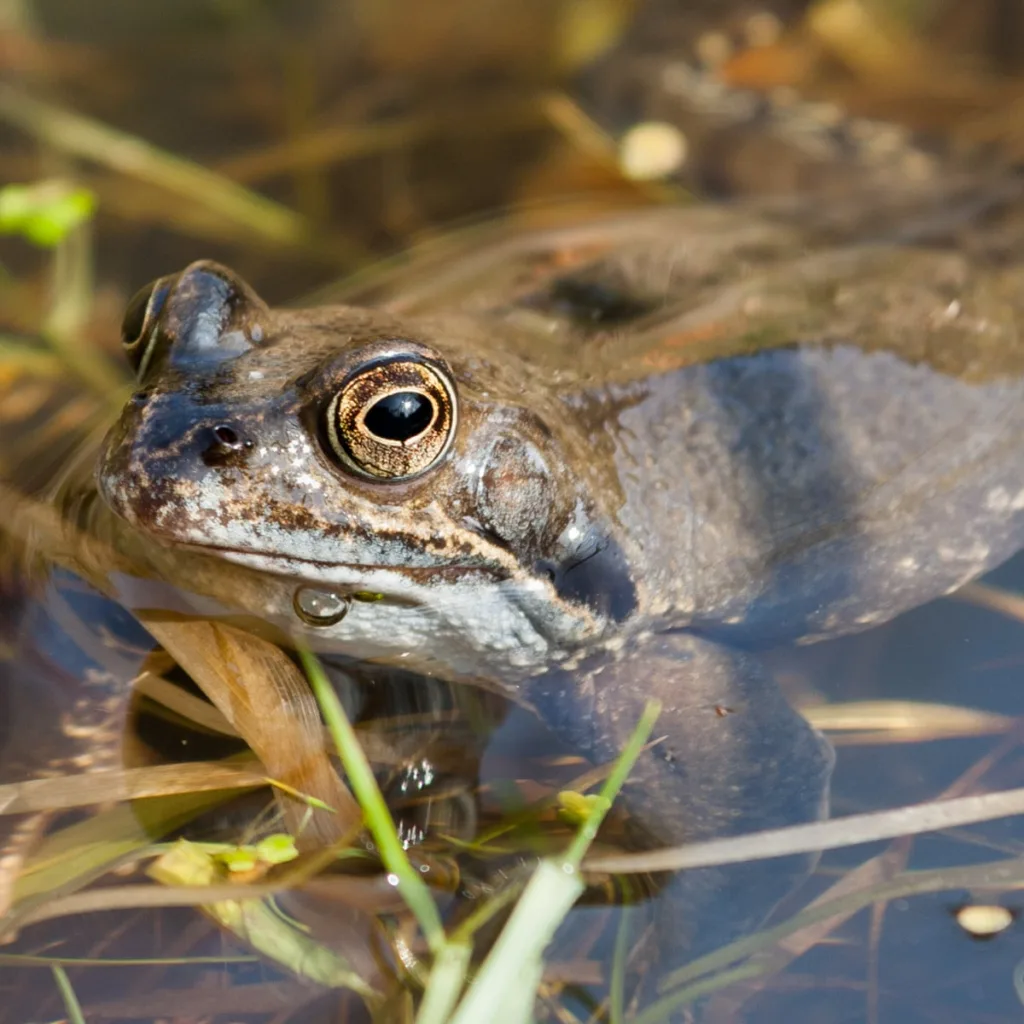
[95, 203, 1024, 957]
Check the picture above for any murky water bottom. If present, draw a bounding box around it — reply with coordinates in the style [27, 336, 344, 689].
[1, 554, 1022, 1021]
[748, 551, 1024, 1023]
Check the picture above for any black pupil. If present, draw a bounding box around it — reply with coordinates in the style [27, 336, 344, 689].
[364, 391, 434, 442]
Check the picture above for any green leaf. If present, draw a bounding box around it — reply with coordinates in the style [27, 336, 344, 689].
[217, 847, 259, 873]
[0, 181, 96, 248]
[556, 790, 607, 825]
[255, 833, 300, 865]
[150, 840, 379, 998]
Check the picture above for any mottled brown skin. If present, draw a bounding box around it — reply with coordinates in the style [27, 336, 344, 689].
[96, 205, 1024, 963]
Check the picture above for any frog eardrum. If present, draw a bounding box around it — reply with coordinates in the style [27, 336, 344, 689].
[323, 355, 457, 480]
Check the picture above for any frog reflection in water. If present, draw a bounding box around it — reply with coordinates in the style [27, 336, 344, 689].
[97, 207, 1024, 960]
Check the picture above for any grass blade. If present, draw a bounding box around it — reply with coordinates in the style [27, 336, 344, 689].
[585, 784, 1024, 874]
[0, 86, 311, 248]
[299, 646, 446, 953]
[51, 964, 86, 1024]
[414, 941, 472, 1024]
[448, 699, 661, 1024]
[448, 858, 584, 1024]
[564, 699, 661, 870]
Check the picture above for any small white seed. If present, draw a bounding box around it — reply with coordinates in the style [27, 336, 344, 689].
[619, 122, 688, 181]
[955, 904, 1014, 938]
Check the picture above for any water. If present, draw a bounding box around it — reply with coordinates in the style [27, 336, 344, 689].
[2, 2, 1024, 1021]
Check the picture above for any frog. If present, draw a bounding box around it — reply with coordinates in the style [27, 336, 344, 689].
[93, 202, 1024, 963]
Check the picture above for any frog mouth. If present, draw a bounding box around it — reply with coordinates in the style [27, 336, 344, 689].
[179, 541, 506, 587]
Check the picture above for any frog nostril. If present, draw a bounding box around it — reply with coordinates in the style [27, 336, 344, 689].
[212, 424, 244, 450]
[202, 423, 249, 465]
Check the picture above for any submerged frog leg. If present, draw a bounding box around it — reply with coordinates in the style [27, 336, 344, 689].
[530, 632, 834, 964]
[1, 573, 149, 785]
[0, 572, 151, 887]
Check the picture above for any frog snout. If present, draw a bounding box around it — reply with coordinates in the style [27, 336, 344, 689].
[95, 432, 198, 537]
[97, 399, 247, 523]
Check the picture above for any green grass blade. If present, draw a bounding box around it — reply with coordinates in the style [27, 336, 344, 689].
[448, 700, 661, 1024]
[10, 789, 239, 910]
[449, 881, 524, 945]
[563, 699, 661, 870]
[633, 963, 765, 1024]
[414, 941, 472, 1024]
[448, 859, 584, 1024]
[609, 906, 635, 1024]
[0, 87, 310, 248]
[51, 965, 86, 1024]
[0, 953, 257, 968]
[299, 646, 446, 953]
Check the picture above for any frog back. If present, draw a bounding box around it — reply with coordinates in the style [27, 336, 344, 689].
[344, 205, 1024, 646]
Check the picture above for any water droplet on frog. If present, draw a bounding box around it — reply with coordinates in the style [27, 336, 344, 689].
[293, 587, 351, 626]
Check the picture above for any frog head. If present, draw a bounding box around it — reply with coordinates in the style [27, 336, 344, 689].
[97, 262, 638, 678]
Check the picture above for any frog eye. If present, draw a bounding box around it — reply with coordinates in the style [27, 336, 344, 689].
[121, 276, 173, 379]
[324, 357, 457, 480]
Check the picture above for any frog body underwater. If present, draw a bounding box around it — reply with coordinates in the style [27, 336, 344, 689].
[96, 204, 1024, 954]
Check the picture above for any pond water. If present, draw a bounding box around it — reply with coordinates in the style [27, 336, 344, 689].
[2, 2, 1024, 1022]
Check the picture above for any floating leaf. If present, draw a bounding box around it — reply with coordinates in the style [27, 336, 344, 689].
[255, 834, 300, 866]
[150, 840, 379, 998]
[556, 790, 606, 825]
[217, 848, 259, 874]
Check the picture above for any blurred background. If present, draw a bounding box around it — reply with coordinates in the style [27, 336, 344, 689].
[5, 0, 1024, 307]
